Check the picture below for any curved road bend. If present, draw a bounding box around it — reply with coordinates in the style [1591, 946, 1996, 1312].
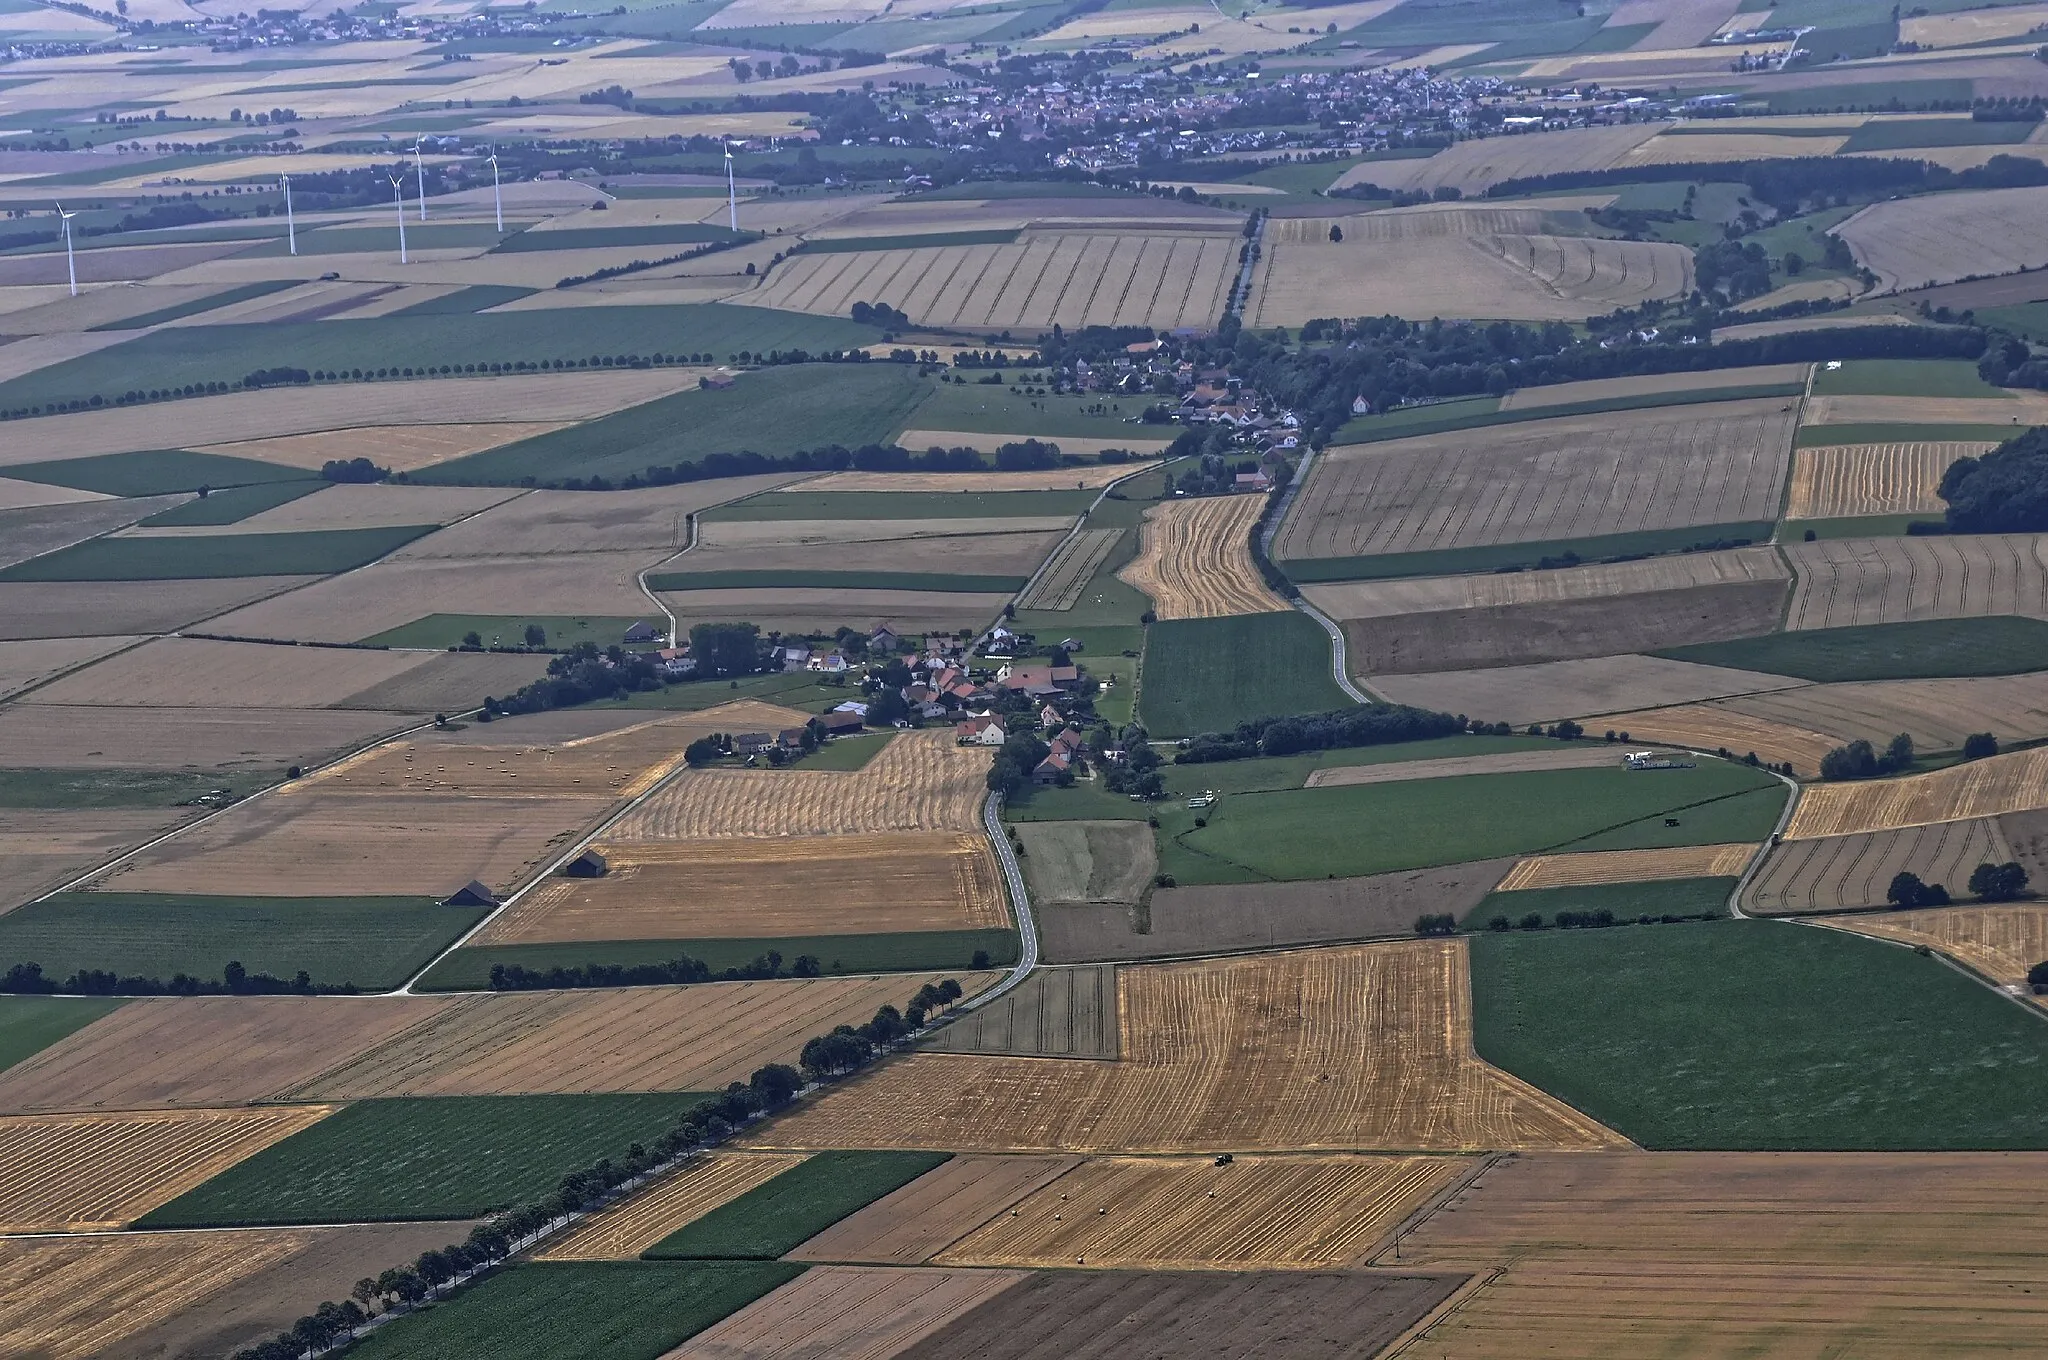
[961, 791, 1039, 1013]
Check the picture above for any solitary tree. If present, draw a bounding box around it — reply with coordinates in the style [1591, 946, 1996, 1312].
[1328, 223, 1343, 243]
[523, 623, 546, 647]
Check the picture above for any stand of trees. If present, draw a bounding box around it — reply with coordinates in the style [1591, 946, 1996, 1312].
[1887, 871, 1951, 908]
[1939, 427, 2048, 533]
[0, 960, 357, 997]
[1174, 704, 1465, 764]
[688, 622, 760, 678]
[488, 950, 820, 992]
[1969, 861, 2032, 902]
[481, 642, 663, 719]
[1819, 733, 1914, 781]
[987, 730, 1052, 796]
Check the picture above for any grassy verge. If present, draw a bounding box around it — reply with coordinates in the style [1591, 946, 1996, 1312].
[87, 279, 297, 331]
[137, 480, 322, 527]
[648, 569, 1028, 593]
[3, 449, 310, 496]
[0, 995, 125, 1073]
[0, 524, 433, 581]
[1157, 760, 1784, 886]
[0, 893, 486, 990]
[1470, 918, 2048, 1149]
[1794, 422, 2030, 447]
[0, 768, 262, 808]
[138, 1095, 713, 1226]
[645, 1151, 949, 1259]
[1656, 617, 2048, 682]
[704, 486, 1094, 521]
[1138, 613, 1355, 737]
[343, 1262, 802, 1360]
[1281, 522, 1776, 583]
[362, 614, 663, 650]
[1461, 876, 1737, 930]
[413, 930, 1016, 992]
[1333, 384, 1802, 445]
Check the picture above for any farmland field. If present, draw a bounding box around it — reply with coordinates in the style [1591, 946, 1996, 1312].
[1658, 616, 2048, 682]
[418, 930, 1016, 991]
[1468, 876, 1736, 930]
[1780, 534, 2048, 629]
[1305, 745, 1629, 786]
[647, 1151, 950, 1259]
[1497, 842, 1758, 891]
[1585, 701, 1839, 770]
[535, 1153, 809, 1262]
[1367, 653, 1803, 726]
[1750, 819, 2016, 912]
[0, 995, 125, 1074]
[193, 422, 571, 474]
[0, 576, 318, 641]
[1470, 919, 2048, 1148]
[1821, 904, 2048, 993]
[1299, 545, 1789, 620]
[1715, 671, 2048, 751]
[0, 1104, 330, 1233]
[343, 1262, 803, 1360]
[1786, 746, 2048, 839]
[1276, 401, 1794, 567]
[666, 1265, 1030, 1359]
[783, 1155, 1080, 1265]
[1013, 821, 1156, 909]
[1018, 527, 1124, 610]
[1139, 612, 1355, 737]
[1836, 184, 2048, 290]
[1783, 441, 1985, 519]
[926, 965, 1120, 1059]
[137, 1095, 706, 1227]
[1116, 494, 1286, 619]
[936, 1154, 1465, 1270]
[0, 525, 432, 582]
[744, 942, 1627, 1154]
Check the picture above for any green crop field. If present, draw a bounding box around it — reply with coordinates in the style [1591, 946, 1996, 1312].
[0, 893, 485, 990]
[1779, 514, 1936, 540]
[1155, 759, 1785, 886]
[138, 1094, 711, 1227]
[1282, 522, 1777, 583]
[0, 525, 433, 581]
[1975, 303, 2048, 345]
[388, 284, 537, 316]
[417, 365, 929, 487]
[492, 224, 737, 253]
[87, 280, 297, 331]
[416, 929, 1015, 991]
[1462, 876, 1737, 930]
[704, 486, 1096, 521]
[0, 768, 259, 808]
[344, 1262, 802, 1360]
[362, 614, 663, 649]
[650, 569, 1028, 594]
[907, 382, 1158, 440]
[1138, 613, 1355, 737]
[1809, 358, 2009, 399]
[1657, 617, 2048, 681]
[1840, 118, 2037, 153]
[0, 305, 881, 413]
[1332, 386, 1802, 446]
[4, 449, 309, 496]
[136, 480, 322, 527]
[0, 995, 125, 1074]
[1471, 918, 2048, 1149]
[646, 1151, 949, 1259]
[1794, 422, 2027, 447]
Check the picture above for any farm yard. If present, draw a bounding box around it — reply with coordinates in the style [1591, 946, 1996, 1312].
[1780, 534, 2048, 629]
[1786, 746, 2048, 839]
[1116, 494, 1286, 620]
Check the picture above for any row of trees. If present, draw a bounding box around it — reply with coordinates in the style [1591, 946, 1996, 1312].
[479, 643, 663, 720]
[0, 959, 358, 997]
[487, 950, 822, 992]
[1890, 861, 2031, 908]
[1173, 705, 1465, 764]
[1819, 733, 1916, 782]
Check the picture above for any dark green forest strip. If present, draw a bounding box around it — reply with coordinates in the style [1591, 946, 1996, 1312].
[1282, 522, 1776, 583]
[137, 480, 322, 527]
[1657, 617, 2048, 682]
[138, 1095, 710, 1226]
[1334, 384, 1802, 444]
[1461, 876, 1736, 929]
[645, 1151, 950, 1259]
[0, 524, 434, 580]
[1470, 919, 2048, 1149]
[414, 930, 1020, 992]
[4, 449, 309, 496]
[649, 569, 1028, 593]
[1138, 613, 1356, 737]
[88, 279, 298, 331]
[0, 995, 126, 1074]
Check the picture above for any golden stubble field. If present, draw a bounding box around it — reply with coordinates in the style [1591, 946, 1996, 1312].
[1018, 527, 1123, 611]
[743, 941, 1628, 1154]
[1586, 701, 1840, 772]
[1496, 842, 1758, 891]
[1784, 441, 1989, 519]
[1116, 494, 1287, 620]
[1749, 819, 2015, 913]
[1835, 183, 2048, 290]
[1780, 533, 2048, 629]
[1787, 745, 2048, 839]
[534, 1151, 808, 1261]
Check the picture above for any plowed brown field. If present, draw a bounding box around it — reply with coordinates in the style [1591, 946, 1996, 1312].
[666, 1266, 1029, 1360]
[475, 832, 1007, 944]
[1116, 496, 1285, 620]
[283, 974, 996, 1101]
[743, 942, 1627, 1154]
[1786, 746, 2048, 839]
[786, 1155, 1080, 1265]
[0, 1105, 332, 1233]
[1819, 905, 2048, 994]
[533, 1152, 807, 1261]
[1497, 842, 1758, 891]
[611, 730, 989, 840]
[1587, 703, 1838, 771]
[1385, 1150, 2048, 1358]
[1784, 442, 1985, 520]
[1747, 819, 2013, 913]
[936, 1154, 1467, 1270]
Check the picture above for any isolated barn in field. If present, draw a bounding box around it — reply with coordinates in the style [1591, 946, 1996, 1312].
[442, 880, 500, 908]
[564, 849, 608, 879]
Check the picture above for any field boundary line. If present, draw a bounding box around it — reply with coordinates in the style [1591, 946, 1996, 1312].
[1375, 1265, 1504, 1358]
[1786, 912, 2048, 1022]
[1267, 445, 1382, 704]
[1730, 766, 1801, 919]
[1362, 1151, 1499, 1266]
[961, 790, 1038, 1015]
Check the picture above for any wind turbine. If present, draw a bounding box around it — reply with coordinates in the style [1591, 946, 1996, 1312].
[54, 201, 76, 297]
[724, 142, 737, 232]
[280, 174, 295, 256]
[389, 173, 408, 264]
[412, 136, 428, 221]
[486, 152, 503, 235]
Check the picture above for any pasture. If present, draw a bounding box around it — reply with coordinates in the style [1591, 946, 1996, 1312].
[744, 942, 1627, 1154]
[1786, 746, 2048, 839]
[1138, 612, 1354, 737]
[137, 1094, 706, 1227]
[536, 1153, 809, 1262]
[1659, 616, 2048, 682]
[1470, 919, 2048, 1148]
[1779, 534, 2048, 630]
[1116, 494, 1286, 620]
[647, 1151, 950, 1260]
[1750, 819, 2016, 913]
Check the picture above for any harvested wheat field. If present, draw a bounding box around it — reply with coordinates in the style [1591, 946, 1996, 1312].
[0, 634, 138, 700]
[1784, 442, 1988, 520]
[1018, 528, 1123, 611]
[671, 525, 1065, 581]
[1587, 702, 1838, 771]
[744, 941, 1627, 1154]
[662, 586, 1012, 638]
[786, 1155, 1081, 1265]
[1496, 364, 1807, 412]
[612, 730, 989, 840]
[533, 1151, 807, 1261]
[1804, 392, 2048, 427]
[0, 577, 313, 642]
[0, 704, 413, 776]
[695, 517, 1075, 551]
[1719, 673, 2048, 753]
[1821, 905, 2048, 993]
[193, 423, 571, 474]
[1366, 653, 1802, 727]
[0, 808, 192, 911]
[1781, 534, 2048, 629]
[473, 832, 1008, 945]
[1836, 184, 2048, 291]
[803, 465, 1141, 492]
[744, 232, 1237, 331]
[927, 966, 1120, 1060]
[395, 476, 805, 559]
[1277, 401, 1793, 564]
[0, 1104, 332, 1233]
[1787, 746, 2048, 839]
[0, 996, 449, 1114]
[123, 484, 518, 538]
[1497, 843, 1759, 891]
[1117, 495, 1286, 620]
[1386, 1150, 2048, 1358]
[1747, 819, 2014, 913]
[1306, 746, 1622, 788]
[936, 1154, 1466, 1271]
[667, 1266, 1030, 1360]
[1330, 125, 1660, 196]
[283, 974, 994, 1101]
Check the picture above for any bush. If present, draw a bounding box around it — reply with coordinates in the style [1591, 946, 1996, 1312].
[1819, 733, 1914, 781]
[1414, 913, 1457, 937]
[1963, 732, 2000, 760]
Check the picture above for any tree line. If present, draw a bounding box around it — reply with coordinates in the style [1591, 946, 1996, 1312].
[1173, 705, 1466, 764]
[0, 959, 361, 997]
[478, 642, 664, 720]
[1889, 861, 2030, 908]
[487, 949, 824, 992]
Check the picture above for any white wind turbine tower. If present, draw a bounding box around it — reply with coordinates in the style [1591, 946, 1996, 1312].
[486, 152, 503, 234]
[280, 174, 296, 255]
[724, 142, 737, 232]
[412, 137, 428, 221]
[389, 173, 408, 264]
[54, 201, 77, 297]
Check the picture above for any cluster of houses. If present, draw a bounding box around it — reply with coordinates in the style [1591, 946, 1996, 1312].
[957, 713, 1090, 784]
